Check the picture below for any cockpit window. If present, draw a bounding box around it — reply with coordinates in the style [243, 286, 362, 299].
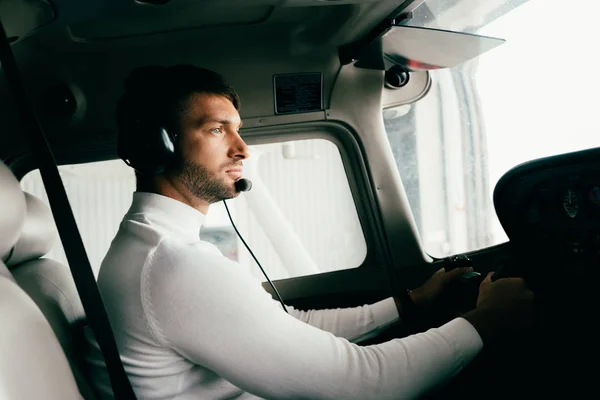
[384, 0, 600, 258]
[20, 138, 367, 280]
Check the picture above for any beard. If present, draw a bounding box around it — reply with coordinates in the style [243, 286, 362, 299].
[174, 158, 238, 204]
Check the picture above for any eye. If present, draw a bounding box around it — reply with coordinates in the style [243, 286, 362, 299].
[210, 127, 223, 135]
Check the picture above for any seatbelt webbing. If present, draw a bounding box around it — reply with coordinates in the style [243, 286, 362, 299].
[0, 20, 137, 400]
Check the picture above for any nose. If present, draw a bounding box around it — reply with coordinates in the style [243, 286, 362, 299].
[229, 129, 250, 160]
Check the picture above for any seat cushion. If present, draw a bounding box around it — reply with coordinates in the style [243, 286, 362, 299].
[0, 162, 26, 261]
[0, 270, 82, 400]
[0, 161, 96, 399]
[6, 192, 57, 268]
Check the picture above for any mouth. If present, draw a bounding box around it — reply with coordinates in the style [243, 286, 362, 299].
[225, 167, 243, 180]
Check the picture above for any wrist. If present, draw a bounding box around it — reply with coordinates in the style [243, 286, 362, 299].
[461, 307, 508, 345]
[394, 290, 418, 320]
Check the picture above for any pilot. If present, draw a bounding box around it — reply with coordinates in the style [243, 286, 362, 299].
[85, 65, 535, 399]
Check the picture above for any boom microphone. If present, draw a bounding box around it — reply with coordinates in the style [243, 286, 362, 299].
[234, 178, 252, 192]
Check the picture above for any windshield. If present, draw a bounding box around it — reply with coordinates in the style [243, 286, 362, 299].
[384, 0, 600, 257]
[406, 0, 529, 33]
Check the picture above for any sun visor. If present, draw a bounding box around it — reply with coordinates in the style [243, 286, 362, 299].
[0, 0, 55, 42]
[347, 24, 505, 71]
[381, 25, 505, 71]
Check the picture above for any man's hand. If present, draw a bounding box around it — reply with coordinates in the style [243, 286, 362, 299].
[475, 272, 535, 332]
[463, 272, 535, 344]
[409, 267, 474, 309]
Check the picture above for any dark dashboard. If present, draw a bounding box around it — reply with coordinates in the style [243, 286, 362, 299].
[491, 147, 598, 366]
[432, 147, 600, 399]
[494, 146, 600, 276]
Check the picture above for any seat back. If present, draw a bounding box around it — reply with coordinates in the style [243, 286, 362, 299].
[0, 262, 83, 400]
[0, 160, 92, 399]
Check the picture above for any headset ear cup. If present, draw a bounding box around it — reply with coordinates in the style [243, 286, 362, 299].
[153, 127, 176, 174]
[118, 119, 176, 175]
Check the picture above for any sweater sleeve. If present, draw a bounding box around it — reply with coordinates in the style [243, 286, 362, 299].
[286, 298, 400, 342]
[143, 241, 483, 400]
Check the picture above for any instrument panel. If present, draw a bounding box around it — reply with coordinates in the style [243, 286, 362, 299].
[494, 147, 600, 265]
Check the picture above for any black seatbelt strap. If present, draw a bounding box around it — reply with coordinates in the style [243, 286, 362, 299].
[0, 19, 137, 400]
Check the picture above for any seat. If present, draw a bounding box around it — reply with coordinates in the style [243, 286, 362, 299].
[0, 263, 83, 400]
[0, 160, 94, 399]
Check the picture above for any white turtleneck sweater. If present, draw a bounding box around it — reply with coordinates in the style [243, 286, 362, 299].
[85, 192, 483, 400]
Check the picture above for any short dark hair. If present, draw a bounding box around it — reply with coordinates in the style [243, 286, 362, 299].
[117, 65, 240, 138]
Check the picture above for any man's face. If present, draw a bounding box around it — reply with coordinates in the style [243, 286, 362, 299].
[172, 92, 249, 204]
